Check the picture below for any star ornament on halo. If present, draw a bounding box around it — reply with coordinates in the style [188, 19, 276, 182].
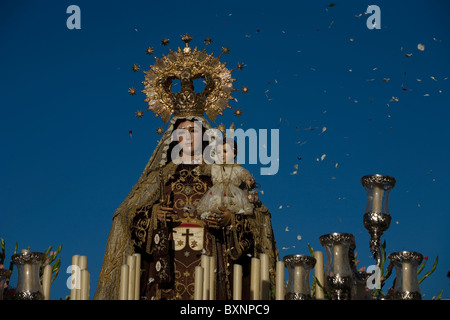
[161, 38, 170, 46]
[236, 62, 245, 70]
[234, 109, 243, 117]
[156, 127, 164, 135]
[132, 64, 140, 72]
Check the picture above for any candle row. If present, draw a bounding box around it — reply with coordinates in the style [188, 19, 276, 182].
[194, 255, 216, 300]
[230, 251, 325, 300]
[193, 251, 326, 300]
[70, 255, 90, 300]
[248, 254, 270, 300]
[119, 253, 141, 300]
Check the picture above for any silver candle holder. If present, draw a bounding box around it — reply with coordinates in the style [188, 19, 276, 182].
[11, 250, 46, 300]
[283, 254, 316, 300]
[361, 174, 396, 267]
[319, 233, 356, 300]
[388, 251, 423, 300]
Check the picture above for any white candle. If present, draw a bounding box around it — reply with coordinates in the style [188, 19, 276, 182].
[78, 255, 88, 270]
[80, 270, 90, 300]
[313, 251, 325, 300]
[127, 255, 136, 300]
[201, 255, 210, 300]
[402, 261, 412, 292]
[209, 256, 216, 300]
[233, 264, 242, 300]
[250, 258, 261, 300]
[70, 255, 80, 300]
[275, 260, 285, 300]
[260, 253, 270, 300]
[293, 264, 305, 293]
[42, 264, 52, 300]
[119, 264, 129, 300]
[333, 244, 345, 275]
[372, 185, 384, 213]
[77, 255, 87, 300]
[133, 253, 141, 300]
[194, 266, 204, 300]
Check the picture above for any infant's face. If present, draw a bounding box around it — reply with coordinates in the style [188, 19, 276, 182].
[217, 143, 235, 164]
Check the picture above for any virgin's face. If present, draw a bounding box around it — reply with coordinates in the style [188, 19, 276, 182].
[175, 120, 203, 155]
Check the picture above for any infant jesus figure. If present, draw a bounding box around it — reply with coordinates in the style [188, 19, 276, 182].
[197, 138, 256, 220]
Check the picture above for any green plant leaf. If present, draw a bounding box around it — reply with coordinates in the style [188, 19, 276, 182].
[312, 275, 331, 300]
[418, 256, 438, 284]
[417, 259, 427, 275]
[432, 290, 443, 300]
[308, 243, 314, 256]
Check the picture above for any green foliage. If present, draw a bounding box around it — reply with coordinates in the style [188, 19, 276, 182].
[40, 244, 63, 284]
[418, 256, 438, 285]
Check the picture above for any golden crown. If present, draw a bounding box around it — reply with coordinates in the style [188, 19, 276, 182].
[130, 34, 247, 123]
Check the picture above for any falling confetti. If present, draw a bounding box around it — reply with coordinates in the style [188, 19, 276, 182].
[405, 53, 413, 57]
[285, 226, 291, 232]
[297, 235, 302, 241]
[129, 130, 133, 138]
[417, 43, 425, 51]
[390, 96, 399, 102]
[319, 126, 327, 135]
[290, 164, 299, 175]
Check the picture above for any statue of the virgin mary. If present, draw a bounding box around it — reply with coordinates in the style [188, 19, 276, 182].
[93, 34, 279, 300]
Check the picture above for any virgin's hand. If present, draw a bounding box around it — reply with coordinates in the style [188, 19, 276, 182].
[156, 204, 176, 222]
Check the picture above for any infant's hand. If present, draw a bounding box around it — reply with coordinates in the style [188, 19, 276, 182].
[205, 207, 232, 229]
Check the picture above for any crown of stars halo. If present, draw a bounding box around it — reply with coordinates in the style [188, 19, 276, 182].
[129, 33, 248, 133]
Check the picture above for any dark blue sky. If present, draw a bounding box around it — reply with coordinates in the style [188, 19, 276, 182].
[1, 0, 449, 299]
